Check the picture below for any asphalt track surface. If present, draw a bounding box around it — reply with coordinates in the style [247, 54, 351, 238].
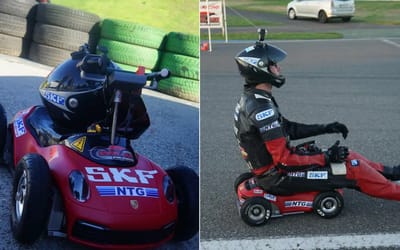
[200, 38, 400, 249]
[0, 55, 199, 249]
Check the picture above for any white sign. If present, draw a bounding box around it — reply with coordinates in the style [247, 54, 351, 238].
[200, 1, 223, 28]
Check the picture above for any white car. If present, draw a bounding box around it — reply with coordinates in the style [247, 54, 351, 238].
[287, 0, 355, 23]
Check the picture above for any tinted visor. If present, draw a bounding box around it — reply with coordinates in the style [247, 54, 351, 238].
[259, 44, 287, 66]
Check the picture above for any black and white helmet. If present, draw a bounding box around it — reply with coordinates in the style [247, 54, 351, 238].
[235, 29, 287, 88]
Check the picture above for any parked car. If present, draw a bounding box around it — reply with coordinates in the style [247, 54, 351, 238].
[287, 0, 355, 23]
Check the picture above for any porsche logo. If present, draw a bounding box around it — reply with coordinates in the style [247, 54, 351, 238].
[130, 200, 139, 209]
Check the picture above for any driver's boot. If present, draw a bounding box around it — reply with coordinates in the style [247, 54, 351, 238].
[382, 165, 400, 180]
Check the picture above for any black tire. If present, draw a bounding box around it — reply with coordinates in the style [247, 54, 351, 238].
[318, 10, 328, 23]
[288, 8, 297, 20]
[0, 0, 37, 19]
[158, 76, 199, 103]
[234, 172, 253, 193]
[28, 42, 71, 66]
[166, 166, 199, 241]
[101, 19, 167, 49]
[159, 52, 199, 80]
[313, 191, 343, 219]
[240, 197, 272, 226]
[0, 33, 28, 57]
[10, 154, 52, 244]
[98, 38, 161, 70]
[0, 103, 6, 163]
[36, 3, 100, 33]
[0, 13, 33, 38]
[33, 22, 98, 51]
[165, 32, 199, 58]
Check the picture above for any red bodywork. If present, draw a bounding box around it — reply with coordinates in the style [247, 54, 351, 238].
[10, 106, 178, 249]
[237, 177, 344, 217]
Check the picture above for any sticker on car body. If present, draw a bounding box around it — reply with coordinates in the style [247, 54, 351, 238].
[96, 186, 159, 198]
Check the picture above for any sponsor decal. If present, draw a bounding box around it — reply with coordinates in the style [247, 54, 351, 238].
[284, 201, 313, 208]
[307, 171, 328, 180]
[71, 136, 86, 152]
[96, 186, 159, 198]
[13, 117, 26, 137]
[264, 193, 277, 202]
[85, 167, 157, 184]
[244, 46, 255, 53]
[259, 120, 280, 133]
[253, 189, 263, 194]
[43, 91, 65, 106]
[351, 159, 359, 167]
[90, 146, 134, 163]
[255, 109, 274, 121]
[287, 172, 306, 178]
[239, 56, 259, 66]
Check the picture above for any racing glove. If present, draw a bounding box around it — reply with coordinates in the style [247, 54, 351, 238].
[325, 122, 349, 139]
[326, 140, 349, 163]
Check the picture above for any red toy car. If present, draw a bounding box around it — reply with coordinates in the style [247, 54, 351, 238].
[235, 166, 345, 226]
[0, 45, 198, 249]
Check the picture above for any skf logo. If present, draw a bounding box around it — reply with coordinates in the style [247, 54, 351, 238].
[255, 109, 274, 121]
[307, 171, 328, 180]
[85, 167, 157, 184]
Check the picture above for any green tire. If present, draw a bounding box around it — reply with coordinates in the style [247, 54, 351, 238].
[159, 52, 199, 80]
[115, 63, 152, 74]
[98, 38, 161, 70]
[165, 32, 199, 58]
[101, 19, 167, 49]
[158, 76, 199, 103]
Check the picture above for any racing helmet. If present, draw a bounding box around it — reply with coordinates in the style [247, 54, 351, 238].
[235, 29, 287, 87]
[39, 51, 108, 129]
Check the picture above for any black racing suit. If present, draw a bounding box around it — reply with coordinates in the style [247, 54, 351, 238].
[234, 88, 328, 174]
[234, 87, 400, 200]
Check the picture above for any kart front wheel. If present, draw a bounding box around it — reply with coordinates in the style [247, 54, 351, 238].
[166, 165, 199, 241]
[240, 197, 272, 226]
[313, 191, 343, 219]
[234, 172, 253, 192]
[11, 154, 52, 244]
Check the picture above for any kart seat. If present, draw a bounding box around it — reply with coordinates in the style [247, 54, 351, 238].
[27, 106, 80, 147]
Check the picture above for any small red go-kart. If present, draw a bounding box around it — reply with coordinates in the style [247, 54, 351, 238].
[235, 142, 347, 226]
[0, 45, 199, 249]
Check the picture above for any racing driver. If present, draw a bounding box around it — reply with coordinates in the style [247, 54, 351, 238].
[233, 29, 400, 201]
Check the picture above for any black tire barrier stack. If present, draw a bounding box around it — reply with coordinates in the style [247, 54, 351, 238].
[0, 0, 37, 57]
[28, 3, 100, 66]
[158, 32, 199, 102]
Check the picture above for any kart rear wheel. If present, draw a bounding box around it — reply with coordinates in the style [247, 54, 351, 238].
[240, 197, 272, 226]
[10, 154, 52, 244]
[0, 103, 6, 163]
[234, 172, 253, 192]
[166, 166, 199, 241]
[313, 191, 343, 219]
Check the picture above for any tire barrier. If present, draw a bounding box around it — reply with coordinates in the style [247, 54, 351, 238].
[158, 76, 199, 103]
[29, 3, 100, 66]
[101, 19, 167, 50]
[98, 38, 161, 71]
[1, 2, 199, 102]
[158, 32, 199, 102]
[0, 0, 37, 57]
